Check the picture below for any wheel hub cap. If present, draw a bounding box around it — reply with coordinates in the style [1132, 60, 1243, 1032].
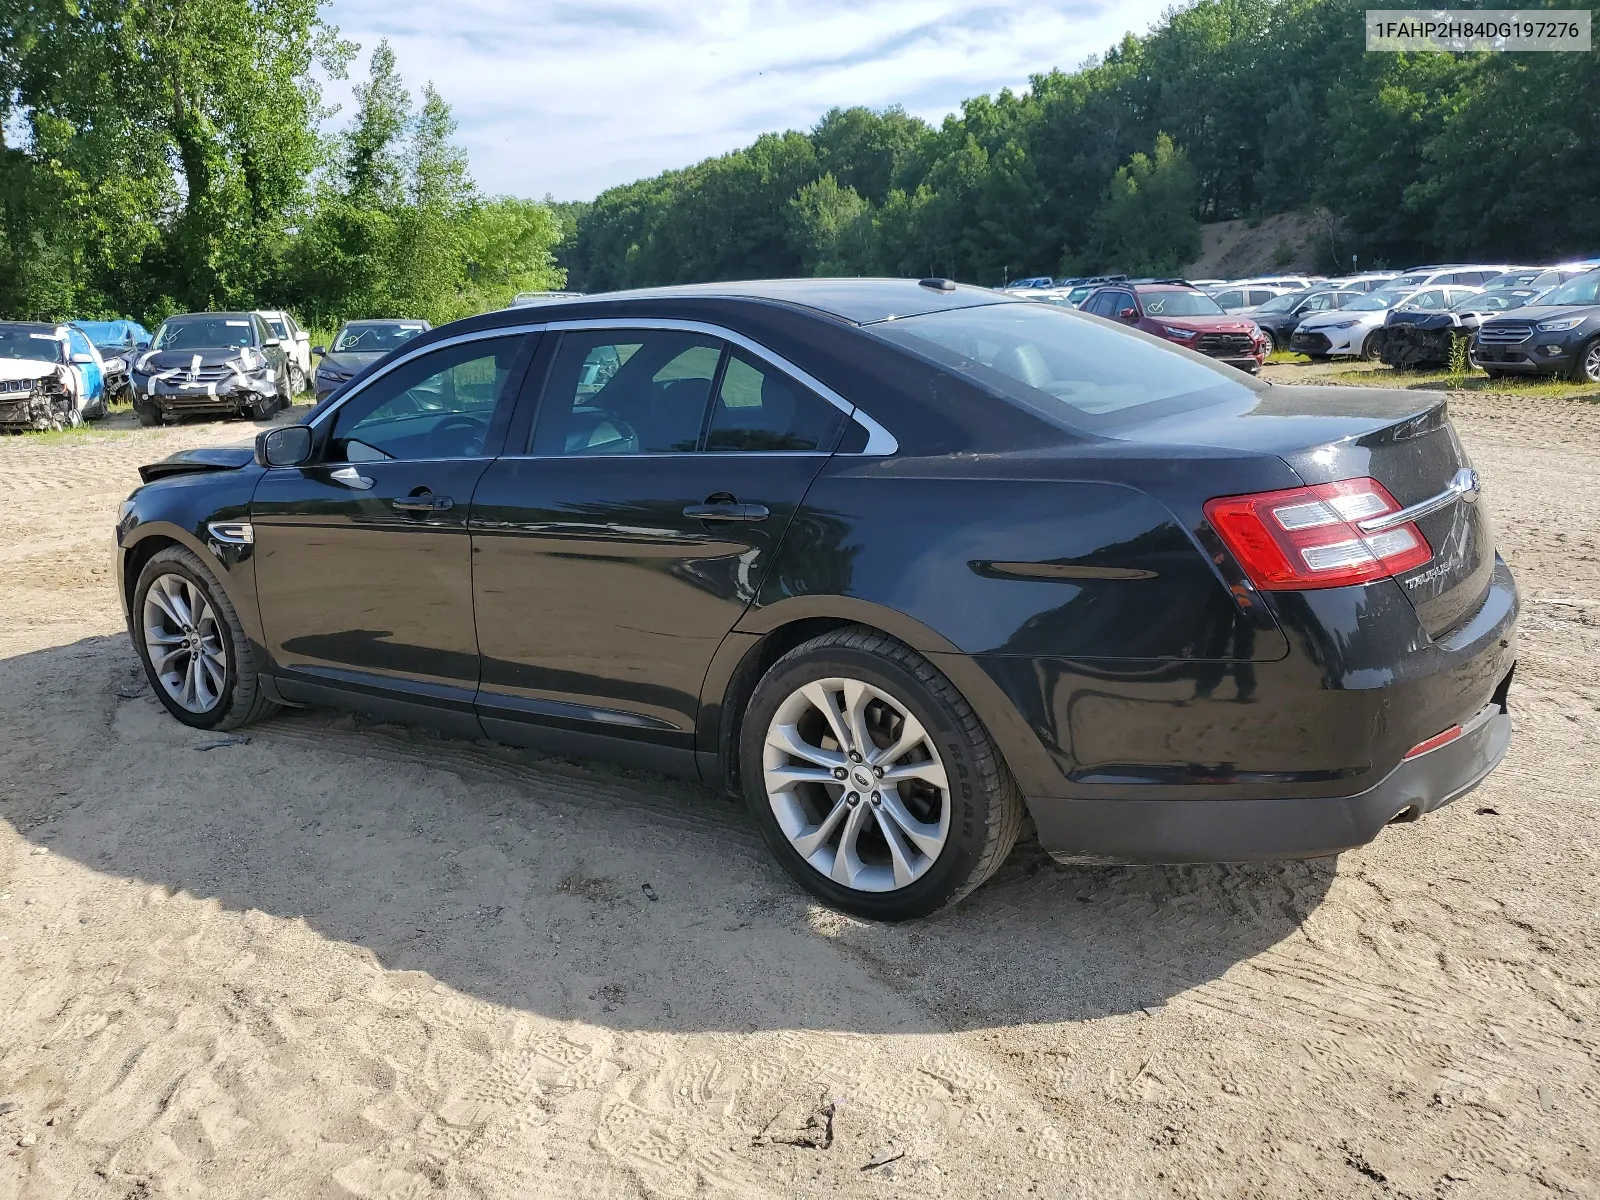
[763, 676, 951, 893]
[142, 573, 226, 714]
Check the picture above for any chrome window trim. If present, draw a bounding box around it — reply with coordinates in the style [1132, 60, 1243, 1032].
[304, 317, 897, 456]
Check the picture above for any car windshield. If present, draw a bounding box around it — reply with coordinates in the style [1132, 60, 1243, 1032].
[1347, 291, 1403, 312]
[74, 321, 133, 346]
[1396, 288, 1452, 311]
[0, 327, 65, 362]
[1139, 290, 1225, 316]
[870, 302, 1256, 429]
[154, 318, 255, 350]
[1254, 290, 1314, 314]
[333, 323, 428, 352]
[1483, 272, 1540, 290]
[1452, 292, 1518, 313]
[1539, 271, 1600, 307]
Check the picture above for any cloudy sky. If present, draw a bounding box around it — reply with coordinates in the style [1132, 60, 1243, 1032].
[320, 0, 1174, 201]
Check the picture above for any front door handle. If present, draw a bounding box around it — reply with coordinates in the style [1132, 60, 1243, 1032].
[683, 502, 769, 522]
[392, 492, 453, 514]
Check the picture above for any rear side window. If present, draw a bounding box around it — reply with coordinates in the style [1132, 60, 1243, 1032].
[704, 348, 842, 452]
[1212, 290, 1243, 309]
[870, 302, 1257, 428]
[533, 330, 721, 455]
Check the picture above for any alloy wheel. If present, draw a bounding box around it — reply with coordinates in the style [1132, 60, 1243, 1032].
[762, 676, 951, 892]
[142, 572, 227, 714]
[1583, 340, 1600, 384]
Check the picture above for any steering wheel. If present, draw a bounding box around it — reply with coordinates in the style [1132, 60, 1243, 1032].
[433, 413, 490, 456]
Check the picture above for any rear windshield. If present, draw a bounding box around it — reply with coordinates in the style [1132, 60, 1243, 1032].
[155, 318, 256, 350]
[869, 303, 1258, 429]
[333, 323, 427, 352]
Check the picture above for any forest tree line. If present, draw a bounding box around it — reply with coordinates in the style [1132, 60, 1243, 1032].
[3, 0, 1597, 326]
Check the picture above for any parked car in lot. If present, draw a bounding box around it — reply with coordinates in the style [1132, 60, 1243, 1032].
[1368, 286, 1485, 361]
[130, 312, 291, 425]
[74, 319, 152, 404]
[255, 310, 313, 395]
[115, 279, 1515, 917]
[1321, 273, 1400, 293]
[1382, 290, 1528, 369]
[1206, 284, 1299, 313]
[1003, 276, 1056, 290]
[1081, 281, 1267, 370]
[1391, 265, 1519, 290]
[1473, 268, 1600, 382]
[1242, 288, 1365, 354]
[1291, 287, 1429, 359]
[312, 319, 431, 401]
[0, 322, 106, 429]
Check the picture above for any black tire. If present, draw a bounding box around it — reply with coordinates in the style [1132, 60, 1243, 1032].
[739, 625, 1024, 920]
[1359, 331, 1382, 361]
[131, 546, 280, 731]
[1571, 335, 1600, 385]
[288, 363, 307, 398]
[1483, 368, 1508, 381]
[134, 400, 162, 427]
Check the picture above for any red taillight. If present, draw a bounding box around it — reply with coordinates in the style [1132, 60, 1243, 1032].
[1204, 477, 1432, 591]
[1404, 724, 1463, 759]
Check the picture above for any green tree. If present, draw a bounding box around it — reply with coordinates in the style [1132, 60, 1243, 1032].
[789, 174, 875, 275]
[1075, 133, 1201, 275]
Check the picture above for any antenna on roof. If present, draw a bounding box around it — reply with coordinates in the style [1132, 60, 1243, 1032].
[918, 278, 957, 292]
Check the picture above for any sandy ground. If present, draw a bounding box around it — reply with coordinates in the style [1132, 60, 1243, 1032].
[0, 392, 1597, 1200]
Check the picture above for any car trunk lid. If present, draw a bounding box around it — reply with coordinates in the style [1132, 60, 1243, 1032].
[1108, 384, 1495, 638]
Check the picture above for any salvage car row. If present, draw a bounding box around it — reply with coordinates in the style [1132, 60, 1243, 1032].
[0, 309, 431, 431]
[1008, 262, 1600, 382]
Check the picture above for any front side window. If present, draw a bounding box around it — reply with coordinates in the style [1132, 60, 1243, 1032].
[67, 329, 94, 360]
[330, 336, 524, 462]
[705, 348, 842, 452]
[266, 317, 288, 339]
[871, 302, 1257, 428]
[531, 330, 722, 456]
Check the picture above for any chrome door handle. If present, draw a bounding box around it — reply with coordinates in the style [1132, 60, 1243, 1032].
[330, 466, 372, 490]
[392, 493, 453, 513]
[683, 502, 769, 522]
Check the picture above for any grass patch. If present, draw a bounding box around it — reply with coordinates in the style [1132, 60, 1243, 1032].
[5, 423, 131, 445]
[1264, 356, 1600, 401]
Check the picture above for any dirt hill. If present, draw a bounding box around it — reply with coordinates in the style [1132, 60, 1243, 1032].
[1184, 211, 1332, 278]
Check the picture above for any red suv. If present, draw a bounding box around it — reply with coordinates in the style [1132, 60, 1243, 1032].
[1080, 281, 1267, 372]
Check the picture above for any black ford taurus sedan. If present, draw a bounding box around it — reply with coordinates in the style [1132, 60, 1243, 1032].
[115, 279, 1517, 919]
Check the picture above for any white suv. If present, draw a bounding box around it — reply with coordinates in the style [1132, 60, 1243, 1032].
[254, 310, 313, 395]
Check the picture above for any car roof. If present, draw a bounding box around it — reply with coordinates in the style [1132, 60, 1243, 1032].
[469, 278, 1020, 327]
[165, 311, 256, 321]
[0, 321, 62, 333]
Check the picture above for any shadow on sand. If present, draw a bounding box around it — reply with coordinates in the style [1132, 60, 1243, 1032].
[3, 636, 1334, 1036]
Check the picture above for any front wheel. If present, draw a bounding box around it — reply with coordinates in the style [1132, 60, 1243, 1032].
[1572, 336, 1600, 385]
[740, 626, 1024, 920]
[132, 546, 279, 730]
[288, 363, 307, 398]
[1359, 331, 1382, 361]
[1258, 329, 1276, 355]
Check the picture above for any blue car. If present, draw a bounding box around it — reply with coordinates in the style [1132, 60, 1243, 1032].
[74, 319, 153, 403]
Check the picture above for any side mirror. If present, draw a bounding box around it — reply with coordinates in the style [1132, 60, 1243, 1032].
[136, 340, 151, 350]
[72, 353, 95, 364]
[312, 345, 326, 357]
[1118, 307, 1139, 322]
[263, 337, 282, 348]
[256, 425, 313, 468]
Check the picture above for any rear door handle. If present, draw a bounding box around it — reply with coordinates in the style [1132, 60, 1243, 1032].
[683, 502, 769, 522]
[392, 493, 453, 514]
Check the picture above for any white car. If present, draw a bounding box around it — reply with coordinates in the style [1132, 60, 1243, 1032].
[254, 310, 313, 395]
[1290, 288, 1424, 359]
[1207, 283, 1301, 312]
[0, 322, 106, 429]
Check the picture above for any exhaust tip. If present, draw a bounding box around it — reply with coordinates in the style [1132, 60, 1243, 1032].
[1387, 804, 1423, 825]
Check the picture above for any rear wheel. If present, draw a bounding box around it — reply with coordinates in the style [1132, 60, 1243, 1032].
[740, 626, 1023, 920]
[133, 546, 279, 730]
[134, 399, 162, 426]
[1258, 329, 1276, 355]
[288, 363, 307, 398]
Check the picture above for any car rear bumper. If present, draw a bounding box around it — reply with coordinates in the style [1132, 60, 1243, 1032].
[1029, 689, 1511, 863]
